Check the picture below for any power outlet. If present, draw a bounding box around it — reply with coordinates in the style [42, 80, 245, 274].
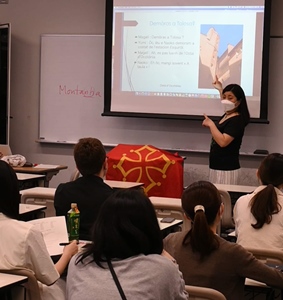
[0, 0, 9, 4]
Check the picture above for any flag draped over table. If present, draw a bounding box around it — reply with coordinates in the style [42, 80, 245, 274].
[106, 144, 184, 197]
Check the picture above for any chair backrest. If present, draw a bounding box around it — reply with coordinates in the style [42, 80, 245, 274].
[0, 269, 41, 300]
[20, 187, 56, 218]
[0, 144, 12, 156]
[218, 189, 234, 230]
[245, 247, 283, 265]
[185, 285, 226, 300]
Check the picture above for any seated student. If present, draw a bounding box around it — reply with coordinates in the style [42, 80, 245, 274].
[66, 189, 187, 300]
[234, 153, 283, 250]
[0, 160, 78, 300]
[54, 137, 114, 240]
[163, 181, 283, 300]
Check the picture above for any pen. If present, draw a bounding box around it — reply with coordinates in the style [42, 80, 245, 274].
[59, 241, 79, 246]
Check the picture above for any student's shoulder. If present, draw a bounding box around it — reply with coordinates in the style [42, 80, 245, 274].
[137, 253, 177, 271]
[5, 218, 40, 240]
[218, 235, 250, 257]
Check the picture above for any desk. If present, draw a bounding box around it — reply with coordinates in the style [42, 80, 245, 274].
[104, 180, 144, 189]
[16, 173, 45, 189]
[0, 273, 27, 299]
[158, 217, 183, 231]
[158, 217, 183, 237]
[245, 278, 281, 299]
[214, 183, 256, 205]
[19, 203, 47, 220]
[214, 183, 256, 194]
[14, 165, 67, 187]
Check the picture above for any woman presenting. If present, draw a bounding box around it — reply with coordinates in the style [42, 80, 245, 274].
[202, 76, 250, 184]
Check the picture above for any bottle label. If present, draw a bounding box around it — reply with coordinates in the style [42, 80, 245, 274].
[67, 212, 80, 241]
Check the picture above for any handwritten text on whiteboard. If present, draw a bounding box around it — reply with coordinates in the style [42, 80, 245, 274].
[59, 85, 102, 98]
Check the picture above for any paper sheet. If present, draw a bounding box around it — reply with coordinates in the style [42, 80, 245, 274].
[29, 216, 68, 256]
[33, 164, 60, 169]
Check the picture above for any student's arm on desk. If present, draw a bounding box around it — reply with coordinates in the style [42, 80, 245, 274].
[55, 241, 78, 275]
[235, 244, 283, 288]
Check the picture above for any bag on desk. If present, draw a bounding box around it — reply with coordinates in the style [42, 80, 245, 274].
[1, 154, 27, 167]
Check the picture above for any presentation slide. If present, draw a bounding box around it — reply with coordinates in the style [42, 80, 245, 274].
[107, 0, 267, 119]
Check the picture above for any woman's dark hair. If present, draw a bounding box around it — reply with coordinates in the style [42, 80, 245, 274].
[249, 153, 283, 229]
[223, 84, 250, 126]
[76, 188, 163, 267]
[182, 181, 222, 259]
[0, 160, 20, 219]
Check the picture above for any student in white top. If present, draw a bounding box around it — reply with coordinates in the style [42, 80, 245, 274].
[234, 153, 283, 250]
[0, 160, 78, 300]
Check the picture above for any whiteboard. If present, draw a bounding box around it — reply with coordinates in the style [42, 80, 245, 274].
[39, 34, 283, 154]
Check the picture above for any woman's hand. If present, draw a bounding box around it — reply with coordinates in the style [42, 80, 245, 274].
[55, 240, 79, 275]
[202, 114, 214, 128]
[63, 240, 79, 259]
[212, 75, 223, 92]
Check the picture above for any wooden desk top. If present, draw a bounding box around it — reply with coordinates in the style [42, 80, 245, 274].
[14, 164, 68, 174]
[105, 180, 144, 189]
[0, 273, 28, 289]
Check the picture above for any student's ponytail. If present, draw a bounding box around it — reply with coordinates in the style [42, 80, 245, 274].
[182, 181, 221, 259]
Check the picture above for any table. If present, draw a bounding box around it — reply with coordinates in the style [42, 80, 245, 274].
[214, 183, 256, 194]
[214, 183, 256, 205]
[158, 217, 183, 231]
[16, 173, 45, 189]
[0, 273, 28, 299]
[19, 203, 47, 220]
[14, 164, 68, 187]
[245, 278, 281, 299]
[158, 217, 183, 237]
[104, 180, 144, 189]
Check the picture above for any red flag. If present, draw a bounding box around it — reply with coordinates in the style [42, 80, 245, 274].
[106, 144, 184, 197]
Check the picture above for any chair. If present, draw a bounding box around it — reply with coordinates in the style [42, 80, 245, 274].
[185, 285, 226, 300]
[0, 269, 41, 300]
[0, 144, 12, 156]
[244, 248, 283, 299]
[245, 247, 283, 265]
[218, 189, 234, 230]
[20, 187, 56, 217]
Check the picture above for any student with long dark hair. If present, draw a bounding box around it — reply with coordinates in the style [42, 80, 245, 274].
[234, 153, 283, 250]
[164, 181, 283, 299]
[202, 76, 250, 184]
[66, 188, 187, 300]
[0, 160, 78, 300]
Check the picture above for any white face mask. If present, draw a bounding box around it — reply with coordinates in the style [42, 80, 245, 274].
[221, 99, 235, 112]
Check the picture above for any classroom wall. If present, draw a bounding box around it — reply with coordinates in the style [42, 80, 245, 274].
[0, 0, 282, 188]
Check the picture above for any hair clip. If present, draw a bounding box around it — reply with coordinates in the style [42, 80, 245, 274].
[194, 205, 205, 213]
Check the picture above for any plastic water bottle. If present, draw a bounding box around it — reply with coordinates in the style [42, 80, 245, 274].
[67, 203, 80, 241]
